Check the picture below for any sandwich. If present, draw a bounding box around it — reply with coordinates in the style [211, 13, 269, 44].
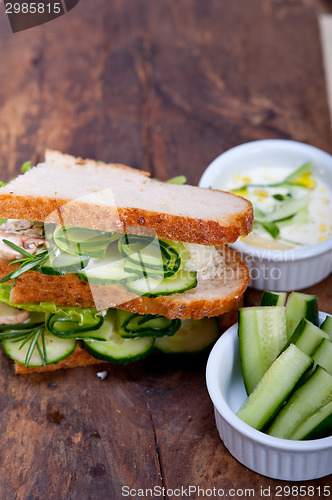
[0, 151, 253, 374]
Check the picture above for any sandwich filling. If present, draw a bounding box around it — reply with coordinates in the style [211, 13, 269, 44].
[0, 219, 226, 369]
[0, 219, 228, 297]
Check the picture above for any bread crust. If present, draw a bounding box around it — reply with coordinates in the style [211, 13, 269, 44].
[0, 193, 253, 245]
[14, 344, 106, 374]
[0, 150, 253, 245]
[1, 247, 250, 320]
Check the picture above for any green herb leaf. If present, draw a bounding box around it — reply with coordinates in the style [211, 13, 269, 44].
[166, 175, 186, 185]
[21, 161, 32, 173]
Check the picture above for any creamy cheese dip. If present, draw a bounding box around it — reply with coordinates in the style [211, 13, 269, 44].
[221, 166, 332, 249]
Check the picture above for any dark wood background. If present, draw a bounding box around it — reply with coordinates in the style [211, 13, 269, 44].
[0, 1, 331, 499]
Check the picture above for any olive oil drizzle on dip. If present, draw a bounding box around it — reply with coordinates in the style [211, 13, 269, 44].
[222, 163, 332, 249]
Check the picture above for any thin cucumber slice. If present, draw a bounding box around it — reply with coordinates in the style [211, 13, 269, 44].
[287, 319, 329, 356]
[283, 161, 314, 183]
[154, 318, 219, 354]
[276, 207, 309, 229]
[2, 331, 76, 367]
[118, 235, 188, 279]
[53, 225, 115, 258]
[237, 344, 312, 431]
[78, 257, 141, 285]
[41, 251, 89, 275]
[232, 181, 310, 193]
[267, 366, 332, 439]
[321, 316, 332, 341]
[260, 291, 287, 307]
[115, 310, 181, 338]
[255, 196, 309, 223]
[313, 339, 332, 376]
[286, 292, 319, 337]
[83, 315, 154, 364]
[238, 306, 287, 394]
[45, 312, 107, 340]
[289, 400, 332, 440]
[125, 271, 197, 297]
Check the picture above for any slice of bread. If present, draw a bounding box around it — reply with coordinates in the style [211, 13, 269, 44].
[14, 306, 240, 375]
[0, 151, 253, 245]
[1, 246, 250, 320]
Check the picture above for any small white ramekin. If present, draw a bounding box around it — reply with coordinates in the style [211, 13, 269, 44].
[199, 140, 332, 291]
[206, 312, 332, 481]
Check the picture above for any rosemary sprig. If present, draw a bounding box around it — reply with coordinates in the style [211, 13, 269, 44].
[0, 240, 54, 290]
[0, 321, 47, 366]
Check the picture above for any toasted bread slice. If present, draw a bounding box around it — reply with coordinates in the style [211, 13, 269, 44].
[1, 246, 250, 320]
[14, 306, 240, 374]
[0, 151, 253, 245]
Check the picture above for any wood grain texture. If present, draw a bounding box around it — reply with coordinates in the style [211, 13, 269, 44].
[0, 0, 331, 498]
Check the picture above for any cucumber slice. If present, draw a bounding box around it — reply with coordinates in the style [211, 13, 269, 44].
[286, 292, 319, 337]
[255, 197, 310, 223]
[313, 339, 332, 376]
[2, 331, 76, 367]
[267, 366, 332, 439]
[78, 257, 141, 285]
[276, 207, 309, 229]
[283, 161, 314, 183]
[125, 271, 197, 297]
[115, 310, 181, 338]
[321, 316, 332, 341]
[260, 291, 287, 307]
[45, 312, 107, 340]
[83, 315, 154, 364]
[287, 318, 329, 356]
[289, 400, 332, 440]
[40, 251, 89, 275]
[237, 344, 312, 431]
[154, 318, 219, 354]
[119, 235, 188, 279]
[53, 226, 115, 258]
[238, 306, 287, 394]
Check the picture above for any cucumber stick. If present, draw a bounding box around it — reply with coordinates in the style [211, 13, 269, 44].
[321, 316, 332, 340]
[289, 400, 332, 440]
[237, 344, 312, 431]
[312, 339, 332, 376]
[285, 292, 319, 337]
[267, 366, 332, 439]
[260, 291, 287, 307]
[288, 318, 329, 356]
[238, 306, 287, 394]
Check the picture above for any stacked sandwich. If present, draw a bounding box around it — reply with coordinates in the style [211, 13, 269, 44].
[0, 151, 253, 374]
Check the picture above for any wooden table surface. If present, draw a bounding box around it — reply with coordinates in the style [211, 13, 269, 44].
[0, 1, 331, 499]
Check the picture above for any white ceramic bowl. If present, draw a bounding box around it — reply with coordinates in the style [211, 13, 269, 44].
[199, 140, 332, 291]
[206, 312, 332, 481]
